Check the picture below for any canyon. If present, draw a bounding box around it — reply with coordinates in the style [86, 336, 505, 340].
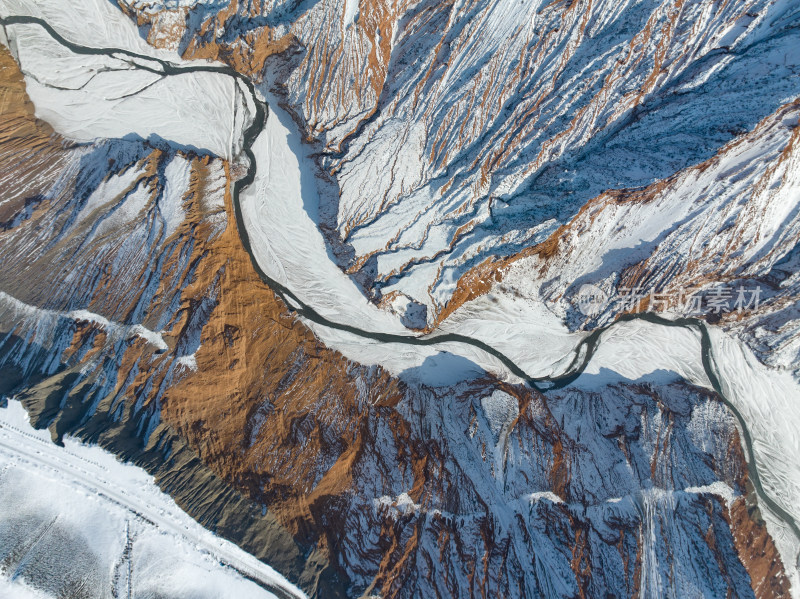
[0, 0, 798, 597]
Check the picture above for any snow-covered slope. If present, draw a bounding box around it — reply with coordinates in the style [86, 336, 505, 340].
[239, 90, 536, 384]
[0, 401, 305, 599]
[466, 97, 800, 335]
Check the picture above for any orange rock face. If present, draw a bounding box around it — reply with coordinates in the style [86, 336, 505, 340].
[0, 46, 67, 226]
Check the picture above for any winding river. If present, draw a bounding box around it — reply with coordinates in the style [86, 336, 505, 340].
[2, 12, 798, 573]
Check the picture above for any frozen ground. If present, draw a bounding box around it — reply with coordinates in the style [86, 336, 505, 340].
[0, 400, 306, 599]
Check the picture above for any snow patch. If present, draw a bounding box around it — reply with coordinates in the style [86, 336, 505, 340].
[373, 492, 423, 518]
[480, 390, 518, 439]
[684, 481, 736, 507]
[526, 491, 564, 505]
[343, 0, 359, 27]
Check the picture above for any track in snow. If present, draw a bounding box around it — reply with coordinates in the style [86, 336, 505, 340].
[0, 405, 305, 599]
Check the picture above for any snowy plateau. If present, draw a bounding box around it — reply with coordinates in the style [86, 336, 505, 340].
[0, 0, 799, 598]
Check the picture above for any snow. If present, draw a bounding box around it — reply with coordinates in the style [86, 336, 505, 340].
[527, 491, 564, 504]
[436, 291, 585, 380]
[241, 91, 408, 335]
[575, 319, 710, 389]
[159, 153, 192, 239]
[552, 318, 800, 593]
[373, 492, 423, 518]
[4, 22, 247, 160]
[74, 164, 143, 229]
[278, 0, 800, 317]
[0, 0, 189, 63]
[176, 345, 200, 371]
[0, 292, 169, 353]
[391, 492, 421, 515]
[0, 578, 50, 599]
[89, 182, 152, 242]
[238, 89, 595, 385]
[481, 390, 519, 482]
[707, 327, 800, 589]
[343, 0, 358, 27]
[240, 91, 529, 384]
[128, 324, 169, 352]
[638, 487, 674, 599]
[684, 482, 736, 508]
[126, 0, 226, 13]
[1, 2, 251, 161]
[237, 86, 800, 585]
[480, 390, 518, 439]
[0, 400, 306, 599]
[1, 0, 798, 592]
